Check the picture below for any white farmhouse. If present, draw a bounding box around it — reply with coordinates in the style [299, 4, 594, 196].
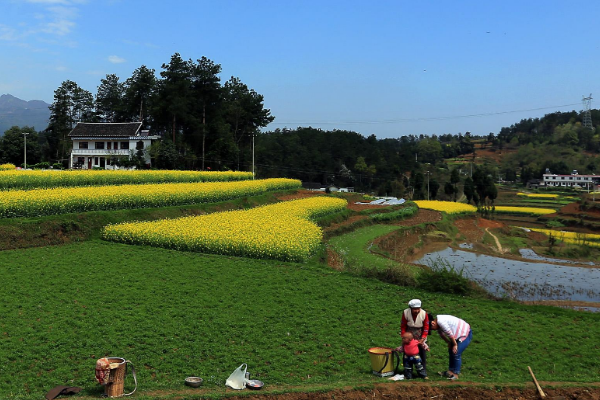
[68, 122, 160, 169]
[542, 170, 600, 190]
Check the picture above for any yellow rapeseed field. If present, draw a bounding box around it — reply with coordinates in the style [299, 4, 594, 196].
[414, 200, 477, 214]
[0, 169, 253, 190]
[517, 192, 558, 199]
[529, 228, 600, 246]
[103, 197, 347, 262]
[0, 178, 301, 218]
[494, 206, 555, 215]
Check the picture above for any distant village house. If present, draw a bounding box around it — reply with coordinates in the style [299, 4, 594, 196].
[68, 122, 160, 169]
[542, 169, 600, 190]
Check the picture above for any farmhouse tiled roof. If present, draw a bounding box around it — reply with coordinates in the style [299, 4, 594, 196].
[68, 122, 143, 138]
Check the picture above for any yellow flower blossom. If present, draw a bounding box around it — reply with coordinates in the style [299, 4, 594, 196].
[517, 192, 558, 199]
[494, 206, 555, 215]
[414, 200, 477, 214]
[103, 197, 347, 262]
[0, 170, 253, 191]
[0, 178, 301, 218]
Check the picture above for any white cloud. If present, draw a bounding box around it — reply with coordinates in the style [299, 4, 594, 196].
[9, 1, 84, 38]
[42, 18, 75, 35]
[24, 0, 71, 4]
[23, 0, 87, 4]
[0, 24, 18, 41]
[108, 55, 126, 64]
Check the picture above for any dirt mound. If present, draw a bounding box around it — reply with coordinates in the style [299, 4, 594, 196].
[394, 209, 442, 226]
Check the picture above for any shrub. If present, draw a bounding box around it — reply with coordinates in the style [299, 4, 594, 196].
[33, 162, 51, 169]
[416, 257, 475, 296]
[370, 204, 418, 222]
[546, 220, 565, 229]
[53, 163, 63, 170]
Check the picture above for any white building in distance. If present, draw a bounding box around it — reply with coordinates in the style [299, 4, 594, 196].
[542, 170, 600, 190]
[68, 122, 160, 169]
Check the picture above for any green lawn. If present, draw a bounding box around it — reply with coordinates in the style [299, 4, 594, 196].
[1, 240, 599, 399]
[327, 225, 402, 269]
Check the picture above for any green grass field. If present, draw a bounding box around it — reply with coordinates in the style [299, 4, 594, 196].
[1, 237, 600, 399]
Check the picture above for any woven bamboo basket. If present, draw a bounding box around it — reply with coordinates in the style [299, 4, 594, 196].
[104, 357, 127, 398]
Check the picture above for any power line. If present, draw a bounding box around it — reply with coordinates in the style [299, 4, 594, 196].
[268, 102, 582, 125]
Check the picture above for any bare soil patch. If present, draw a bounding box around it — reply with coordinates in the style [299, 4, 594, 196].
[138, 383, 600, 400]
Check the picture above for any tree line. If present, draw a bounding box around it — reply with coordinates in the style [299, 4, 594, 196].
[0, 52, 597, 203]
[4, 53, 274, 170]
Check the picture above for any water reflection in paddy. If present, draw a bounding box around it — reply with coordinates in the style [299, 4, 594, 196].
[416, 247, 600, 304]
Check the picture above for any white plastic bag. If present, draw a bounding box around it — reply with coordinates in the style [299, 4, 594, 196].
[225, 363, 248, 390]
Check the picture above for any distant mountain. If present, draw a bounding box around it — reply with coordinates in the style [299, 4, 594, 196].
[0, 94, 51, 135]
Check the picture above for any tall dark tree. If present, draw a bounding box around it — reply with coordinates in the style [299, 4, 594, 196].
[464, 177, 475, 204]
[190, 56, 222, 169]
[413, 171, 425, 200]
[0, 126, 41, 166]
[47, 80, 94, 163]
[123, 65, 157, 126]
[450, 167, 460, 201]
[444, 181, 455, 199]
[428, 179, 440, 200]
[155, 53, 193, 143]
[484, 176, 498, 205]
[222, 77, 275, 170]
[96, 74, 124, 122]
[520, 166, 534, 184]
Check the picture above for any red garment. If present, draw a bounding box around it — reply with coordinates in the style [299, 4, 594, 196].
[400, 310, 429, 339]
[95, 358, 111, 385]
[400, 339, 420, 357]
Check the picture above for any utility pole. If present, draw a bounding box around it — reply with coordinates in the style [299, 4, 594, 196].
[426, 170, 430, 200]
[22, 131, 29, 168]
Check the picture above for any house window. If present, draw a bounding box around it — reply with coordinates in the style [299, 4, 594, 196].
[121, 142, 129, 150]
[79, 142, 88, 149]
[114, 142, 119, 150]
[95, 142, 105, 150]
[107, 142, 112, 150]
[94, 157, 99, 165]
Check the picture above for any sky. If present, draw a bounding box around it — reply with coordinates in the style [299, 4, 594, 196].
[1, 0, 599, 139]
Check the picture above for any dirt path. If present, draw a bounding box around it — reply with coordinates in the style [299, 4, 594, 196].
[485, 227, 506, 253]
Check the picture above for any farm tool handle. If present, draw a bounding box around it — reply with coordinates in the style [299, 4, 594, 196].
[528, 366, 546, 399]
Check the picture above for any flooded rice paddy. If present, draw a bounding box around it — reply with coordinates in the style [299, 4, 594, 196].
[416, 246, 600, 311]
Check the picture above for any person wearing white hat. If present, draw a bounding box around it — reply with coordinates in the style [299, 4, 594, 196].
[400, 299, 430, 374]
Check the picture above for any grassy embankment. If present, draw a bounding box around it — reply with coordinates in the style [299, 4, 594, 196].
[0, 192, 283, 250]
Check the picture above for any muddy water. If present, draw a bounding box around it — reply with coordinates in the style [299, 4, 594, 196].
[416, 247, 600, 308]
